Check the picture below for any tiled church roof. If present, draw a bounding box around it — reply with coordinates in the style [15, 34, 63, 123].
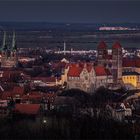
[97, 41, 108, 49]
[94, 66, 107, 76]
[112, 41, 122, 49]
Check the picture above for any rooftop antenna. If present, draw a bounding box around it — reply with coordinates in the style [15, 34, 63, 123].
[2, 31, 6, 50]
[63, 41, 66, 55]
[12, 31, 16, 50]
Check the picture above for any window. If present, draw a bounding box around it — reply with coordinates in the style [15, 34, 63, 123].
[85, 76, 88, 80]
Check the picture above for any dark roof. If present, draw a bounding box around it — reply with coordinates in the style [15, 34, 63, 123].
[122, 71, 140, 76]
[95, 66, 107, 76]
[123, 58, 140, 68]
[14, 104, 40, 115]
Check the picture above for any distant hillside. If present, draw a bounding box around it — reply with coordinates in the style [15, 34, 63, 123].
[0, 22, 140, 31]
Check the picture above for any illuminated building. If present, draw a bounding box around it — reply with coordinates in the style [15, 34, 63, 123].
[122, 72, 140, 88]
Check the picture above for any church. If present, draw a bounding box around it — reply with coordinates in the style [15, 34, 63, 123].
[0, 31, 18, 68]
[97, 41, 122, 83]
[64, 41, 123, 92]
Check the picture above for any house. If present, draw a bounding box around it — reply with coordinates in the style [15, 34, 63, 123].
[14, 104, 40, 117]
[122, 58, 140, 73]
[0, 100, 9, 118]
[106, 103, 132, 122]
[122, 72, 140, 89]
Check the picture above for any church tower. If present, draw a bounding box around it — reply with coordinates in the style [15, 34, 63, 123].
[1, 31, 18, 68]
[97, 41, 108, 66]
[112, 41, 122, 83]
[10, 31, 18, 64]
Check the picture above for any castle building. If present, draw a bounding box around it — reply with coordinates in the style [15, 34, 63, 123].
[0, 31, 18, 68]
[66, 63, 113, 93]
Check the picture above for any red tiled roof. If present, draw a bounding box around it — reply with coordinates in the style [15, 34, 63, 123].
[135, 59, 140, 67]
[122, 59, 135, 67]
[15, 104, 40, 115]
[98, 41, 107, 49]
[68, 65, 83, 77]
[94, 66, 107, 76]
[112, 41, 122, 49]
[122, 58, 140, 68]
[68, 63, 94, 76]
[1, 91, 12, 100]
[13, 86, 25, 96]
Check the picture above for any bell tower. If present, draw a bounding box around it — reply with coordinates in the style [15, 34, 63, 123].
[97, 41, 108, 66]
[112, 41, 122, 83]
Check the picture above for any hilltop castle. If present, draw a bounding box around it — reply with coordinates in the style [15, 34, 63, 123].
[0, 31, 18, 68]
[63, 41, 123, 93]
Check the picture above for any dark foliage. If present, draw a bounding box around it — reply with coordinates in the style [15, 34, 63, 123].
[59, 89, 91, 107]
[92, 87, 122, 107]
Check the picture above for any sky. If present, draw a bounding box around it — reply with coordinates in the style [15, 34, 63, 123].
[0, 0, 139, 23]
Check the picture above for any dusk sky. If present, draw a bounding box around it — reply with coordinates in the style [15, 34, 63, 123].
[0, 0, 139, 23]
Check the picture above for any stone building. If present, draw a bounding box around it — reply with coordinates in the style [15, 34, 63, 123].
[66, 63, 113, 93]
[67, 63, 94, 93]
[97, 41, 122, 83]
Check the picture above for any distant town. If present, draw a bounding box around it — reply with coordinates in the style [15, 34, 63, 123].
[0, 30, 140, 139]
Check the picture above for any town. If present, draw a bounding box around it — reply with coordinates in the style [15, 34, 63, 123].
[0, 31, 140, 139]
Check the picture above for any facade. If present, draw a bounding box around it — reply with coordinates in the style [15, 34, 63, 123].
[67, 63, 94, 93]
[1, 32, 18, 68]
[122, 58, 140, 88]
[94, 66, 113, 89]
[66, 63, 113, 93]
[122, 72, 140, 88]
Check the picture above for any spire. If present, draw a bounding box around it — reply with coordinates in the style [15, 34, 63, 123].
[11, 31, 17, 51]
[2, 31, 7, 51]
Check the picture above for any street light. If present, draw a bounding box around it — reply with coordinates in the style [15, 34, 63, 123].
[43, 119, 47, 124]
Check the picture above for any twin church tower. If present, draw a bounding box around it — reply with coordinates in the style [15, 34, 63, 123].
[0, 31, 18, 68]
